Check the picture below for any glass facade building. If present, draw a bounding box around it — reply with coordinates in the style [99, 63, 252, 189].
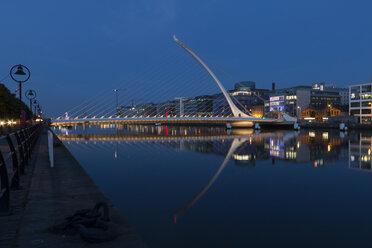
[349, 83, 372, 124]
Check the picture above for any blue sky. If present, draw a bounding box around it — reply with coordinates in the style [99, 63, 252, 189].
[0, 0, 371, 116]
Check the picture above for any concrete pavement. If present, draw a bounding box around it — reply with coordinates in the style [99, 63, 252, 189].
[1, 128, 147, 248]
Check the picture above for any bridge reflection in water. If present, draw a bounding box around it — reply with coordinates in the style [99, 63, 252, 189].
[54, 125, 372, 224]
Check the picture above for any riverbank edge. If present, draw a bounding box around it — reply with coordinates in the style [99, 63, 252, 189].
[13, 127, 147, 248]
[299, 123, 372, 130]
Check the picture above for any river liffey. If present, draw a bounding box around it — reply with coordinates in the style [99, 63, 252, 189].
[53, 125, 372, 248]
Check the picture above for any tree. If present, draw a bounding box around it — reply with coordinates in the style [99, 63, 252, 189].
[0, 84, 32, 119]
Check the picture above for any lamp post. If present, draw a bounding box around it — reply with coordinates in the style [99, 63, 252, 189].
[327, 104, 331, 116]
[113, 89, 119, 111]
[33, 99, 38, 116]
[297, 106, 301, 119]
[25, 89, 36, 114]
[10, 64, 30, 102]
[113, 89, 128, 117]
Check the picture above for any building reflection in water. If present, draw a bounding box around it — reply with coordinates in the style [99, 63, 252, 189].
[349, 133, 372, 172]
[54, 124, 372, 222]
[54, 125, 358, 167]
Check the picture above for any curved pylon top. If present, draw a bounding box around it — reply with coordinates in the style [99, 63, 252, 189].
[173, 35, 253, 118]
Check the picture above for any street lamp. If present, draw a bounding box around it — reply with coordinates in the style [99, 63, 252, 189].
[25, 89, 36, 114]
[33, 99, 38, 116]
[10, 64, 30, 102]
[113, 89, 120, 112]
[113, 89, 127, 117]
[297, 106, 301, 118]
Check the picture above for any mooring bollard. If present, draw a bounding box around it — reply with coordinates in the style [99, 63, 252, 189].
[48, 130, 54, 168]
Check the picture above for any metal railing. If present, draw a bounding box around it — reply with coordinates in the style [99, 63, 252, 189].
[0, 124, 42, 213]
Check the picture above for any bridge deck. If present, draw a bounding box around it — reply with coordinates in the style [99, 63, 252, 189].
[51, 117, 293, 127]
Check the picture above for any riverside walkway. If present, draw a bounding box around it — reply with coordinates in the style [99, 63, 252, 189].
[0, 128, 147, 248]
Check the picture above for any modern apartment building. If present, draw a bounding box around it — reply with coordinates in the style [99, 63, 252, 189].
[349, 83, 372, 124]
[265, 83, 346, 118]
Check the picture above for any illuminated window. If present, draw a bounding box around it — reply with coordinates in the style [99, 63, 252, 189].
[362, 116, 372, 123]
[285, 95, 297, 100]
[361, 101, 372, 107]
[361, 94, 372, 100]
[322, 132, 328, 139]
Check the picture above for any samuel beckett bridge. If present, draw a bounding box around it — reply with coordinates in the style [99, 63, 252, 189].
[52, 36, 297, 128]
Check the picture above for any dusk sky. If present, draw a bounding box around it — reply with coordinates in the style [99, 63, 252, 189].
[0, 0, 371, 117]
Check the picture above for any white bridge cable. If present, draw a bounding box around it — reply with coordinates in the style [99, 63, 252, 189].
[58, 125, 241, 158]
[77, 47, 198, 118]
[58, 41, 246, 120]
[66, 90, 114, 119]
[58, 44, 180, 118]
[119, 51, 239, 118]
[57, 91, 105, 119]
[175, 42, 252, 116]
[93, 51, 203, 118]
[69, 68, 187, 118]
[68, 61, 175, 119]
[99, 82, 230, 118]
[103, 48, 205, 117]
[159, 59, 254, 117]
[94, 53, 220, 118]
[122, 65, 216, 118]
[194, 51, 267, 111]
[129, 73, 227, 118]
[117, 53, 213, 107]
[58, 88, 114, 119]
[90, 59, 194, 118]
[67, 141, 113, 155]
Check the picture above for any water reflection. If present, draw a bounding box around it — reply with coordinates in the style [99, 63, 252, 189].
[54, 125, 372, 219]
[54, 125, 370, 170]
[349, 132, 372, 172]
[53, 125, 372, 247]
[174, 137, 256, 223]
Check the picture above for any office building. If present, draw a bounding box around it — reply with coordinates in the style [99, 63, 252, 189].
[213, 81, 269, 117]
[265, 83, 346, 118]
[349, 83, 372, 123]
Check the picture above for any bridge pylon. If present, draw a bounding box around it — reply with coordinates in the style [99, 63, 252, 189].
[173, 35, 253, 119]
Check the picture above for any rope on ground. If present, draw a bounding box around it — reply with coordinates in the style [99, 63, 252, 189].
[47, 201, 122, 243]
